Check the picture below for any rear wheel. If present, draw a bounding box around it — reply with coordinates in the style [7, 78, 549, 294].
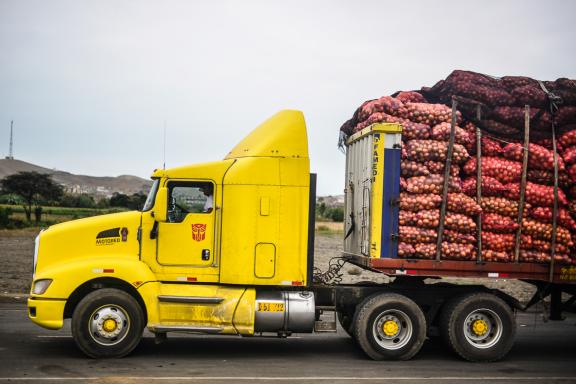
[440, 293, 516, 362]
[71, 288, 144, 358]
[353, 293, 426, 360]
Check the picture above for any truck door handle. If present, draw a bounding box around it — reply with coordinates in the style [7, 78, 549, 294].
[202, 249, 210, 261]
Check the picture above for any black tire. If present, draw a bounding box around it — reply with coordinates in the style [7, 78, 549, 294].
[440, 292, 516, 362]
[353, 293, 426, 360]
[71, 288, 145, 358]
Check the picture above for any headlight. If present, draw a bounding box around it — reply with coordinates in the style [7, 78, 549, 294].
[32, 279, 53, 295]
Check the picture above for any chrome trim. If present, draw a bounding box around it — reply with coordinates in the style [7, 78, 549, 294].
[157, 295, 224, 304]
[152, 325, 223, 334]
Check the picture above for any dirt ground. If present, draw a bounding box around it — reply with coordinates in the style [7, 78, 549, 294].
[1, 228, 538, 303]
[0, 228, 40, 294]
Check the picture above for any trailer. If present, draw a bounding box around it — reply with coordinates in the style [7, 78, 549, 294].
[27, 110, 575, 362]
[318, 114, 576, 361]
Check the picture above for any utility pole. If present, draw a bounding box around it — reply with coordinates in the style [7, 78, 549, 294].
[6, 120, 14, 160]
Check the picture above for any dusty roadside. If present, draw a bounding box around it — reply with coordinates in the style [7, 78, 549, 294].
[0, 228, 537, 304]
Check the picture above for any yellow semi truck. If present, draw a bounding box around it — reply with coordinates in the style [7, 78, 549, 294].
[28, 110, 575, 361]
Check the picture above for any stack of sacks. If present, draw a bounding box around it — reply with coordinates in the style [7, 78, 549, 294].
[340, 92, 482, 261]
[339, 71, 576, 265]
[460, 137, 574, 263]
[423, 71, 576, 141]
[423, 71, 576, 265]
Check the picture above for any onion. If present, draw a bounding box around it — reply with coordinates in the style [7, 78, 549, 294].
[398, 242, 416, 258]
[502, 143, 565, 171]
[482, 250, 512, 263]
[464, 157, 522, 184]
[399, 226, 437, 244]
[506, 182, 568, 207]
[400, 193, 442, 211]
[462, 177, 508, 197]
[406, 175, 462, 194]
[482, 213, 519, 233]
[521, 218, 573, 247]
[405, 140, 470, 164]
[480, 197, 527, 218]
[415, 210, 476, 233]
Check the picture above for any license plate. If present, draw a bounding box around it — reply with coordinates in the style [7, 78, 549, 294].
[258, 302, 285, 312]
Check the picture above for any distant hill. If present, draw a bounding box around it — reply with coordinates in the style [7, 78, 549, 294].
[0, 158, 152, 198]
[317, 195, 344, 207]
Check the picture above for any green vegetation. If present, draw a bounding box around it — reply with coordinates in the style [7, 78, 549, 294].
[0, 204, 128, 228]
[0, 171, 145, 229]
[316, 199, 344, 222]
[1, 171, 63, 223]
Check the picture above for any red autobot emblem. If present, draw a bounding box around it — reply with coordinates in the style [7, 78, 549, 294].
[191, 224, 207, 241]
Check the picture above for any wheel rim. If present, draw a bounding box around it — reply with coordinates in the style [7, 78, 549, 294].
[462, 308, 503, 349]
[372, 309, 413, 350]
[89, 304, 131, 346]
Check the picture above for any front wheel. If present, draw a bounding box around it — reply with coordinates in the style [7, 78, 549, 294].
[71, 288, 145, 358]
[353, 293, 426, 360]
[440, 292, 516, 362]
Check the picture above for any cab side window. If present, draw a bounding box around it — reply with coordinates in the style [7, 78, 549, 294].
[167, 182, 214, 223]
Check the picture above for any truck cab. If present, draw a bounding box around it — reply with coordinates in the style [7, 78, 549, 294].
[28, 110, 317, 357]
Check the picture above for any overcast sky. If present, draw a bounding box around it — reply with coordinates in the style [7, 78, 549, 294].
[1, 0, 575, 195]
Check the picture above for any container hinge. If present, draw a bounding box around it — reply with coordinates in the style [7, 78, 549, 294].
[390, 233, 399, 242]
[389, 197, 400, 207]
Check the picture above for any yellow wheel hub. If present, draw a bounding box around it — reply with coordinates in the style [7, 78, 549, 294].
[103, 318, 118, 333]
[382, 320, 399, 337]
[472, 319, 488, 336]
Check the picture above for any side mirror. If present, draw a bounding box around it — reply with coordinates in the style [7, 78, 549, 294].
[153, 187, 168, 222]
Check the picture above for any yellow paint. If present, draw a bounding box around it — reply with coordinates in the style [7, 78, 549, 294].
[383, 320, 399, 337]
[29, 110, 310, 336]
[472, 319, 489, 336]
[157, 211, 214, 266]
[27, 298, 66, 330]
[152, 284, 255, 335]
[260, 197, 270, 216]
[370, 131, 385, 258]
[255, 243, 276, 278]
[225, 110, 308, 159]
[103, 319, 117, 332]
[347, 122, 403, 145]
[234, 288, 256, 335]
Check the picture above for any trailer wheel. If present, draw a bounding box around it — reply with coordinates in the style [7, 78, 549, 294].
[71, 288, 144, 358]
[440, 293, 516, 362]
[353, 293, 426, 360]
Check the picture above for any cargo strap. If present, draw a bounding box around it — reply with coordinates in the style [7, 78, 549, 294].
[538, 80, 561, 282]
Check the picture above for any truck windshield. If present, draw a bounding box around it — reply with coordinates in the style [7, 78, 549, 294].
[141, 179, 160, 211]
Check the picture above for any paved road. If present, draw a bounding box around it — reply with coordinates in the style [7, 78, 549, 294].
[0, 302, 575, 383]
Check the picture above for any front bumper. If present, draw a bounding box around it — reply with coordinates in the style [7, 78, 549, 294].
[27, 297, 66, 330]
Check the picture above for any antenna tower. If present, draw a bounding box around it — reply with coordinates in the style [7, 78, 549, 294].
[6, 120, 14, 160]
